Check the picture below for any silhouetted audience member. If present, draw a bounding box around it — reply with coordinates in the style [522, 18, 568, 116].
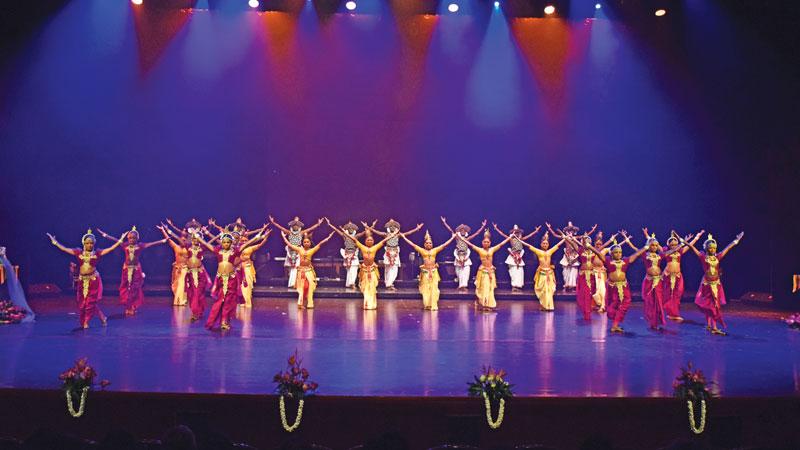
[161, 426, 197, 450]
[99, 429, 139, 450]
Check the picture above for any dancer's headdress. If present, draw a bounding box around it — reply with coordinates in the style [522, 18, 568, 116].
[703, 234, 717, 250]
[385, 219, 400, 230]
[667, 235, 679, 245]
[128, 225, 139, 239]
[364, 229, 374, 239]
[82, 229, 96, 243]
[541, 231, 550, 245]
[609, 238, 622, 252]
[646, 233, 658, 246]
[220, 232, 234, 242]
[483, 229, 491, 240]
[302, 231, 313, 243]
[424, 230, 432, 244]
[185, 218, 202, 231]
[288, 216, 304, 228]
[230, 230, 242, 241]
[455, 224, 471, 234]
[563, 221, 579, 235]
[595, 231, 604, 242]
[342, 222, 358, 233]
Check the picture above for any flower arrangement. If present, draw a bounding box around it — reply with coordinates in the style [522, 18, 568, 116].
[783, 313, 800, 329]
[467, 366, 513, 429]
[59, 358, 110, 418]
[0, 300, 28, 324]
[273, 351, 318, 432]
[673, 362, 714, 434]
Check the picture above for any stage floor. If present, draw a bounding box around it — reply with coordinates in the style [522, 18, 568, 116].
[1, 297, 797, 397]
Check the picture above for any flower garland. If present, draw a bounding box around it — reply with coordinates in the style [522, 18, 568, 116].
[279, 396, 305, 432]
[66, 387, 90, 418]
[482, 392, 505, 429]
[273, 350, 317, 433]
[686, 399, 707, 434]
[468, 366, 513, 429]
[673, 362, 713, 435]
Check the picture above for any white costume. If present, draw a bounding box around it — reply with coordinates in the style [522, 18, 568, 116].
[453, 242, 472, 288]
[285, 229, 302, 288]
[341, 227, 360, 288]
[560, 249, 579, 289]
[382, 221, 401, 288]
[505, 233, 525, 289]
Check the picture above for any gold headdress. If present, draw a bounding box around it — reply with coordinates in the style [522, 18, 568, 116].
[424, 230, 432, 244]
[128, 225, 139, 238]
[646, 233, 658, 246]
[483, 229, 491, 240]
[609, 238, 622, 251]
[703, 234, 717, 250]
[541, 231, 550, 245]
[82, 229, 96, 243]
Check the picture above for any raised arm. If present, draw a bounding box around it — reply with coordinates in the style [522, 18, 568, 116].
[718, 232, 744, 259]
[47, 234, 77, 255]
[363, 222, 387, 237]
[96, 228, 122, 242]
[440, 217, 455, 234]
[433, 234, 457, 254]
[492, 223, 511, 240]
[547, 238, 567, 255]
[311, 231, 336, 253]
[468, 220, 488, 240]
[680, 230, 704, 254]
[196, 235, 216, 252]
[577, 236, 604, 260]
[399, 233, 424, 254]
[621, 231, 639, 251]
[601, 233, 619, 249]
[305, 218, 325, 234]
[520, 240, 544, 256]
[242, 230, 271, 255]
[490, 233, 515, 254]
[280, 231, 303, 254]
[402, 223, 424, 237]
[157, 225, 182, 252]
[521, 225, 542, 241]
[328, 220, 369, 253]
[268, 216, 291, 234]
[371, 232, 399, 252]
[207, 218, 226, 234]
[622, 234, 647, 263]
[165, 218, 184, 234]
[99, 232, 127, 256]
[241, 228, 270, 250]
[585, 224, 598, 236]
[457, 234, 483, 253]
[355, 220, 377, 238]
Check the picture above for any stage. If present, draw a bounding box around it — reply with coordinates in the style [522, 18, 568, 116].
[0, 296, 799, 448]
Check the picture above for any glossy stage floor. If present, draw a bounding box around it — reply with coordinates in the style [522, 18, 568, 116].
[1, 296, 797, 397]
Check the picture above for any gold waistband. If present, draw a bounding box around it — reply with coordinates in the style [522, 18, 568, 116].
[78, 272, 98, 281]
[608, 280, 628, 287]
[703, 279, 720, 286]
[646, 274, 662, 281]
[188, 267, 204, 273]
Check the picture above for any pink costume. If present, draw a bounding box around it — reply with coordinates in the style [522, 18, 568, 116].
[662, 250, 685, 318]
[641, 252, 666, 328]
[576, 250, 594, 321]
[205, 246, 242, 330]
[119, 245, 145, 313]
[185, 246, 211, 320]
[605, 256, 633, 326]
[694, 253, 726, 326]
[72, 250, 104, 328]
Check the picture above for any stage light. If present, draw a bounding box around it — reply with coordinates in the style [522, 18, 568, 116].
[345, 1, 356, 11]
[248, 0, 259, 8]
[494, 1, 500, 9]
[131, 0, 142, 5]
[448, 3, 459, 13]
[655, 9, 666, 17]
[595, 3, 601, 9]
[544, 5, 555, 15]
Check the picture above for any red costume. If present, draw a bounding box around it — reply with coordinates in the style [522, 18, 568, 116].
[72, 250, 105, 328]
[694, 253, 726, 326]
[119, 245, 145, 313]
[185, 246, 211, 320]
[604, 256, 633, 326]
[576, 250, 594, 321]
[205, 246, 242, 330]
[662, 251, 685, 318]
[641, 252, 666, 328]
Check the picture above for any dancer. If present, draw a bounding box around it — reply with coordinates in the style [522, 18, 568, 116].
[686, 232, 744, 335]
[200, 230, 266, 331]
[518, 231, 565, 312]
[550, 224, 598, 320]
[47, 229, 126, 328]
[238, 226, 271, 308]
[97, 227, 166, 316]
[340, 221, 375, 290]
[577, 231, 646, 333]
[560, 245, 580, 292]
[366, 219, 405, 290]
[440, 217, 487, 292]
[400, 227, 455, 311]
[269, 216, 324, 288]
[161, 224, 214, 321]
[590, 231, 619, 313]
[157, 225, 190, 306]
[327, 219, 397, 310]
[652, 228, 704, 322]
[628, 232, 689, 331]
[281, 229, 335, 309]
[456, 227, 513, 312]
[493, 224, 541, 292]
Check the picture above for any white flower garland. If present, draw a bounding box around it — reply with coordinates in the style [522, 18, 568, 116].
[686, 399, 707, 434]
[279, 396, 304, 432]
[482, 392, 505, 429]
[66, 387, 90, 418]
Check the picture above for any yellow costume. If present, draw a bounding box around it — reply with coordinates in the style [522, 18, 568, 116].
[534, 266, 556, 310]
[241, 261, 256, 307]
[592, 268, 607, 310]
[295, 265, 317, 309]
[359, 263, 380, 310]
[419, 265, 441, 311]
[475, 266, 497, 309]
[171, 262, 188, 306]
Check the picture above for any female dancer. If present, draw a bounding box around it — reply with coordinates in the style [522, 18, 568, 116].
[456, 227, 513, 312]
[159, 226, 190, 306]
[493, 224, 542, 292]
[97, 227, 166, 316]
[400, 228, 455, 311]
[576, 231, 646, 333]
[238, 226, 271, 308]
[686, 232, 744, 335]
[340, 220, 375, 290]
[160, 225, 214, 321]
[200, 231, 266, 330]
[548, 224, 601, 320]
[627, 232, 689, 331]
[281, 229, 335, 309]
[648, 228, 704, 322]
[518, 231, 565, 312]
[327, 219, 397, 310]
[269, 216, 324, 288]
[591, 231, 619, 313]
[440, 217, 487, 292]
[47, 229, 126, 328]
